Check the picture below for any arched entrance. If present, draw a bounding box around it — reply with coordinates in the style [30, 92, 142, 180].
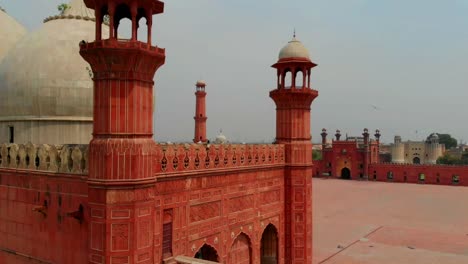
[261, 224, 278, 264]
[413, 157, 420, 164]
[194, 244, 219, 262]
[228, 233, 252, 264]
[341, 167, 351, 180]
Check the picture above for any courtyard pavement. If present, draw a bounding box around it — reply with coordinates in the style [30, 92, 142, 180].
[313, 178, 468, 263]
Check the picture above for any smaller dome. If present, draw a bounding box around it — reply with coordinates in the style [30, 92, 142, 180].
[196, 80, 206, 87]
[214, 130, 227, 144]
[278, 37, 310, 60]
[0, 8, 27, 62]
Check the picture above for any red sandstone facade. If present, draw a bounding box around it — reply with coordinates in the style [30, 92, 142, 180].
[0, 1, 317, 263]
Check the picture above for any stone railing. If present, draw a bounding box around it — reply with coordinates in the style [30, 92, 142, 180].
[0, 143, 88, 175]
[153, 143, 285, 174]
[0, 142, 286, 176]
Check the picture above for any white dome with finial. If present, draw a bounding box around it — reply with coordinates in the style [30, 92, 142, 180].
[0, 0, 108, 144]
[278, 34, 310, 60]
[196, 80, 206, 87]
[0, 7, 27, 62]
[214, 130, 227, 144]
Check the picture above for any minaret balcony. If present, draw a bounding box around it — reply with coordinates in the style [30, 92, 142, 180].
[79, 38, 165, 55]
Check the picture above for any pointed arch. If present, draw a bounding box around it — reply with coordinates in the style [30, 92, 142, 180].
[194, 244, 220, 262]
[229, 232, 252, 264]
[283, 68, 292, 89]
[114, 3, 132, 39]
[137, 7, 148, 42]
[261, 224, 278, 264]
[294, 68, 304, 88]
[162, 209, 173, 258]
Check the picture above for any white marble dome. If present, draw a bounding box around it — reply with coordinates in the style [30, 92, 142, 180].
[214, 131, 227, 144]
[196, 80, 206, 87]
[278, 37, 310, 60]
[0, 0, 108, 144]
[0, 8, 27, 62]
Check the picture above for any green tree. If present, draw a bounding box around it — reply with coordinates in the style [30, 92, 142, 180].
[57, 3, 70, 15]
[460, 150, 468, 165]
[312, 150, 322, 161]
[436, 153, 458, 165]
[427, 133, 457, 149]
[437, 151, 468, 165]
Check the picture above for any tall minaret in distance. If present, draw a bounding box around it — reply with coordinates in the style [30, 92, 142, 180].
[193, 80, 207, 143]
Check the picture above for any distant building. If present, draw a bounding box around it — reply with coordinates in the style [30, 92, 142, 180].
[390, 134, 444, 164]
[316, 128, 380, 179]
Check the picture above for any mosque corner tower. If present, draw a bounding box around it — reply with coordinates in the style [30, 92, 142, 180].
[270, 34, 318, 263]
[79, 0, 165, 262]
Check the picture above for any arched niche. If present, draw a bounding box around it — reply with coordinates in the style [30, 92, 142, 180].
[294, 69, 304, 88]
[261, 224, 278, 264]
[194, 244, 220, 262]
[228, 232, 252, 264]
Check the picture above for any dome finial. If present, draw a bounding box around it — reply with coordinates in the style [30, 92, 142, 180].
[293, 28, 296, 39]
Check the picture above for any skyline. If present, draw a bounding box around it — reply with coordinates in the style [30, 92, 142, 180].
[2, 0, 468, 144]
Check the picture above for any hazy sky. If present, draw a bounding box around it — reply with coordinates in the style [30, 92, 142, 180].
[2, 0, 468, 144]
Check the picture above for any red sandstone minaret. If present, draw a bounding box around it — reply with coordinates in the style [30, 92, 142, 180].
[193, 80, 207, 143]
[79, 0, 165, 262]
[270, 34, 318, 263]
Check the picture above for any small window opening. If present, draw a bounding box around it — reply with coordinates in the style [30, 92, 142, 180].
[452, 175, 459, 184]
[387, 171, 393, 181]
[9, 126, 14, 143]
[418, 173, 425, 182]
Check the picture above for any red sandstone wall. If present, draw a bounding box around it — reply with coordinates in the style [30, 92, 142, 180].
[0, 169, 88, 264]
[369, 163, 468, 186]
[154, 167, 285, 263]
[1, 143, 287, 263]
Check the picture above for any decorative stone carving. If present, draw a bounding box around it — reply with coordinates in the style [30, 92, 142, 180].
[82, 145, 89, 174]
[37, 145, 50, 171]
[8, 144, 19, 169]
[48, 145, 59, 172]
[0, 143, 8, 167]
[25, 142, 37, 170]
[71, 146, 83, 173]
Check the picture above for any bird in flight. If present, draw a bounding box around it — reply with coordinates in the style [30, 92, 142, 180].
[370, 104, 381, 110]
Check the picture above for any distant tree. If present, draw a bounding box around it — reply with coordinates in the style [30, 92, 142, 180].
[437, 151, 468, 165]
[312, 150, 322, 161]
[437, 153, 458, 165]
[460, 151, 468, 165]
[427, 133, 457, 149]
[57, 3, 70, 15]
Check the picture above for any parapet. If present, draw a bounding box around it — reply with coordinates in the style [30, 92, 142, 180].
[0, 143, 88, 174]
[154, 143, 285, 174]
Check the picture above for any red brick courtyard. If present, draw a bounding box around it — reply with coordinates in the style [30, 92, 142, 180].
[313, 178, 468, 263]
